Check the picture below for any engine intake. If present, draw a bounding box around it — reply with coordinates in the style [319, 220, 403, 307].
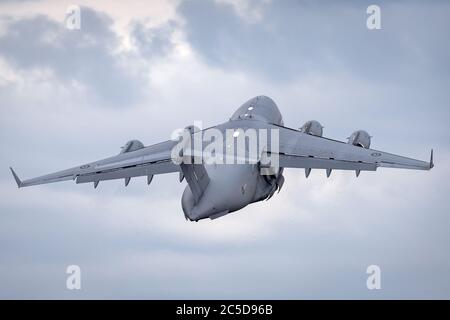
[347, 130, 371, 148]
[300, 120, 323, 137]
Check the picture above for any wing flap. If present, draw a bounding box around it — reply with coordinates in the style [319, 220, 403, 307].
[75, 160, 179, 184]
[279, 154, 377, 171]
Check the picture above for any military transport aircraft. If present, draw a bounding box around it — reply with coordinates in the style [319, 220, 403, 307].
[10, 96, 433, 221]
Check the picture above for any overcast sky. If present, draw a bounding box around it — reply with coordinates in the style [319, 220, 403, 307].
[0, 0, 449, 299]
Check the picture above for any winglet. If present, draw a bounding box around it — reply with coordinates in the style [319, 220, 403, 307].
[430, 149, 434, 169]
[10, 167, 22, 188]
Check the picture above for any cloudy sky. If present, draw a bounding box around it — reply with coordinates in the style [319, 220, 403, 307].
[0, 0, 449, 299]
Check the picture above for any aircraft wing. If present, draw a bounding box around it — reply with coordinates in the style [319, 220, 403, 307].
[268, 125, 433, 174]
[10, 140, 180, 188]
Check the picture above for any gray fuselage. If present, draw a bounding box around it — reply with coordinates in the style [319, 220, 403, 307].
[181, 96, 284, 221]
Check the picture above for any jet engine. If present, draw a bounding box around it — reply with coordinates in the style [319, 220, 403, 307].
[347, 130, 371, 148]
[120, 139, 144, 154]
[300, 120, 323, 137]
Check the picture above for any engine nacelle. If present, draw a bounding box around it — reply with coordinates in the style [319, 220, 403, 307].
[300, 120, 323, 137]
[120, 139, 144, 154]
[347, 130, 371, 148]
